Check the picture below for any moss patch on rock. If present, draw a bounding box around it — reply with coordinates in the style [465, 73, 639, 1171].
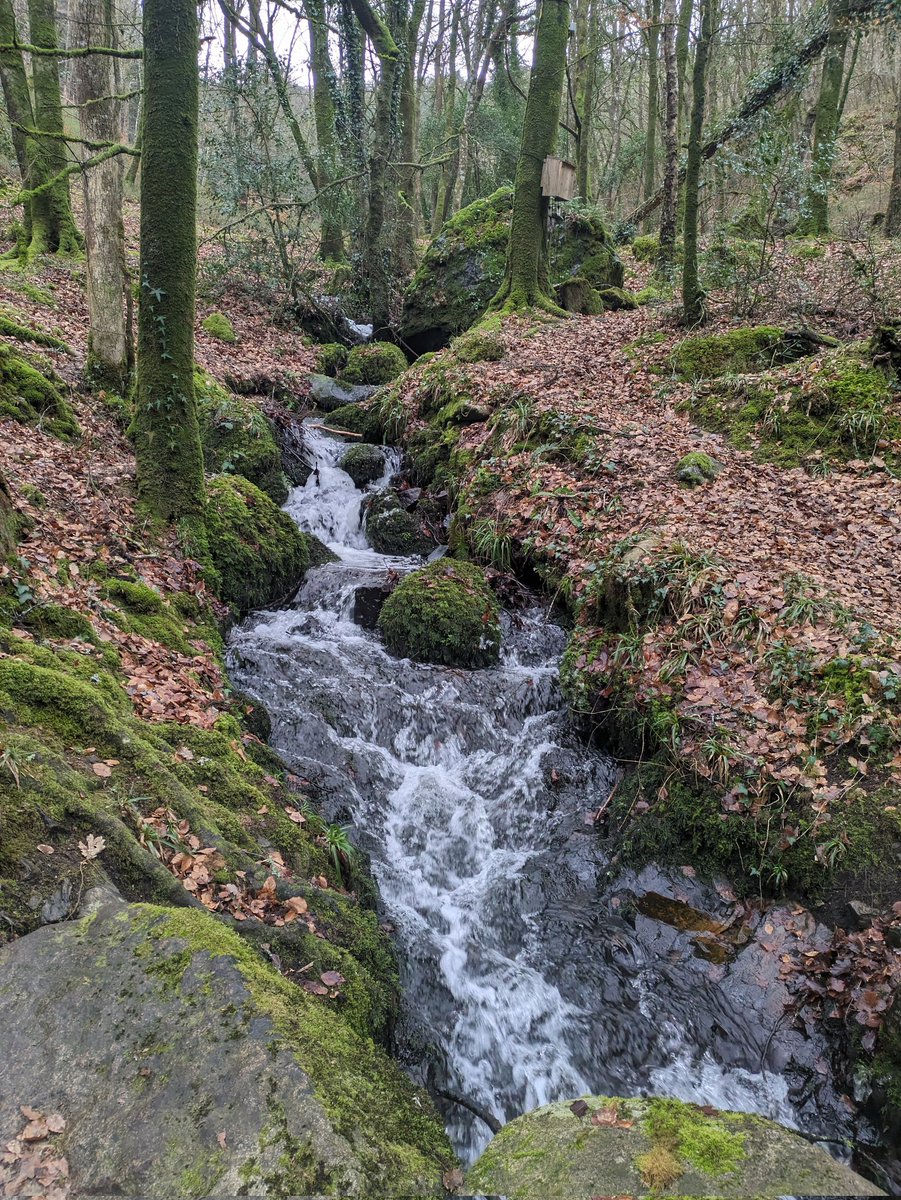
[378, 559, 500, 668]
[201, 311, 236, 343]
[205, 474, 312, 614]
[685, 344, 900, 470]
[365, 493, 434, 556]
[324, 402, 383, 443]
[315, 342, 349, 378]
[343, 343, 407, 386]
[0, 343, 79, 440]
[465, 1096, 881, 1199]
[196, 370, 287, 503]
[676, 451, 722, 485]
[340, 444, 385, 489]
[669, 325, 819, 380]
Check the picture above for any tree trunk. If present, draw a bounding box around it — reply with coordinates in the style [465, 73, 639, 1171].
[675, 0, 693, 137]
[642, 0, 661, 223]
[431, 1, 459, 232]
[659, 0, 678, 263]
[887, 83, 901, 236]
[396, 0, 428, 274]
[307, 0, 345, 260]
[573, 0, 597, 199]
[681, 0, 715, 324]
[26, 0, 81, 256]
[71, 0, 131, 389]
[0, 468, 17, 559]
[0, 0, 36, 247]
[803, 0, 850, 235]
[133, 0, 205, 523]
[490, 0, 570, 312]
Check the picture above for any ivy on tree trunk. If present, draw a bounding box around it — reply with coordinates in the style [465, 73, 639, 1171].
[490, 0, 570, 313]
[133, 0, 205, 523]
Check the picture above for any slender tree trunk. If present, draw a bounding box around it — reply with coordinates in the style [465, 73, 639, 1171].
[0, 0, 36, 247]
[887, 83, 901, 236]
[26, 0, 81, 256]
[133, 0, 205, 523]
[431, 1, 459, 232]
[396, 0, 427, 274]
[675, 0, 693, 137]
[491, 0, 570, 312]
[573, 0, 597, 199]
[307, 0, 345, 260]
[803, 0, 850, 234]
[71, 0, 131, 389]
[681, 0, 715, 324]
[659, 0, 679, 262]
[0, 468, 17, 559]
[642, 0, 661, 224]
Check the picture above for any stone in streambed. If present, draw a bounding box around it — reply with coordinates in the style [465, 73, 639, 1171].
[340, 443, 386, 489]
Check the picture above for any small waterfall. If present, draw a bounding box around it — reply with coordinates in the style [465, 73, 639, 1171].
[228, 420, 855, 1164]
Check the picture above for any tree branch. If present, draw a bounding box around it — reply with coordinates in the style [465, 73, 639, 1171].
[0, 40, 141, 58]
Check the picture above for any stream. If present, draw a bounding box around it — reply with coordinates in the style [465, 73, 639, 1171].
[228, 423, 868, 1168]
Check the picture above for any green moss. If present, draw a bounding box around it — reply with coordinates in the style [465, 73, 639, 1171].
[22, 602, 96, 642]
[135, 905, 455, 1191]
[645, 1098, 746, 1177]
[670, 325, 813, 380]
[450, 328, 505, 363]
[365, 493, 433, 556]
[196, 369, 287, 503]
[548, 204, 625, 291]
[0, 343, 79, 440]
[676, 451, 722, 485]
[378, 559, 500, 668]
[205, 474, 311, 615]
[201, 311, 236, 343]
[789, 238, 827, 261]
[406, 421, 461, 489]
[343, 342, 407, 385]
[598, 286, 639, 311]
[314, 342, 349, 378]
[324, 403, 383, 443]
[631, 232, 662, 262]
[686, 345, 899, 470]
[0, 308, 69, 350]
[98, 577, 199, 654]
[339, 443, 385, 489]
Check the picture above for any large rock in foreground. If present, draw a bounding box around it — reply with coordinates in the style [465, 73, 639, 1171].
[399, 188, 624, 354]
[466, 1096, 883, 1199]
[0, 895, 454, 1198]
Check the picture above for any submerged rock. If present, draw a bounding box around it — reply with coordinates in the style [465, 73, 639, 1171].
[0, 895, 454, 1197]
[466, 1096, 884, 1199]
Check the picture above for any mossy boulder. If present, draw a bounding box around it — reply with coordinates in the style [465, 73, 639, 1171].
[377, 559, 500, 668]
[340, 444, 385, 489]
[205, 474, 314, 614]
[466, 1096, 882, 1199]
[676, 451, 723, 486]
[399, 189, 623, 353]
[598, 286, 639, 311]
[450, 326, 506, 363]
[343, 342, 407, 386]
[0, 343, 79, 440]
[670, 326, 825, 380]
[0, 896, 455, 1197]
[196, 370, 287, 503]
[365, 492, 434, 557]
[315, 342, 350, 378]
[323, 403, 383, 443]
[308, 374, 375, 414]
[555, 276, 603, 315]
[201, 311, 236, 343]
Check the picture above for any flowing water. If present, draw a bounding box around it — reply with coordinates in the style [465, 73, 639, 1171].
[228, 424, 862, 1165]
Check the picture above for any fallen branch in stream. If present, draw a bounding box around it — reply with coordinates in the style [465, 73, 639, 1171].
[434, 1086, 502, 1134]
[307, 422, 363, 438]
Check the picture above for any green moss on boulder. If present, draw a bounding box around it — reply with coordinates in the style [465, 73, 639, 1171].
[315, 342, 350, 378]
[450, 326, 506, 362]
[343, 343, 407, 386]
[340, 444, 385, 489]
[554, 276, 603, 315]
[323, 403, 383, 443]
[196, 370, 287, 504]
[0, 344, 79, 440]
[548, 204, 625, 293]
[466, 1096, 882, 1199]
[365, 493, 433, 556]
[21, 602, 96, 642]
[670, 326, 819, 380]
[205, 474, 312, 614]
[676, 451, 722, 486]
[201, 311, 236, 343]
[598, 286, 639, 311]
[378, 559, 500, 668]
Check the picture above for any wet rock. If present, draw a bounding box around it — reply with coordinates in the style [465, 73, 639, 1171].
[340, 444, 386, 489]
[353, 585, 390, 630]
[0, 896, 454, 1197]
[365, 493, 434, 557]
[308, 373, 377, 413]
[40, 879, 71, 924]
[466, 1096, 884, 1199]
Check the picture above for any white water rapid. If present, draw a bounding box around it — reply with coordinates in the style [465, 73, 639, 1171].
[228, 423, 855, 1164]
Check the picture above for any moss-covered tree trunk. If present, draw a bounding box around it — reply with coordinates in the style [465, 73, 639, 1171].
[885, 81, 901, 237]
[0, 468, 17, 559]
[133, 0, 205, 523]
[71, 0, 131, 389]
[430, 2, 459, 234]
[642, 0, 661, 228]
[307, 0, 345, 261]
[490, 0, 570, 313]
[803, 0, 850, 235]
[680, 0, 715, 325]
[26, 0, 81, 257]
[658, 0, 679, 264]
[395, 0, 427, 276]
[572, 0, 598, 199]
[0, 0, 36, 248]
